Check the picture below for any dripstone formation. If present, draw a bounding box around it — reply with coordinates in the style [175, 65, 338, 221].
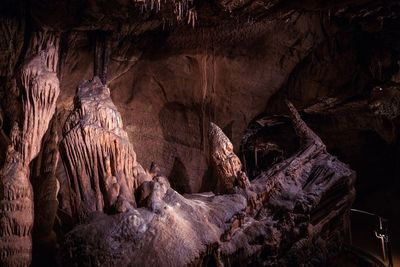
[58, 88, 355, 266]
[0, 33, 60, 267]
[209, 122, 250, 194]
[60, 77, 148, 222]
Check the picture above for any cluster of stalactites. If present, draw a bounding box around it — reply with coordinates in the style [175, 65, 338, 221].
[25, 31, 60, 72]
[134, 0, 198, 28]
[19, 50, 60, 165]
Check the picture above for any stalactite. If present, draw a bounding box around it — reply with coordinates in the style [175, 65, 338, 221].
[58, 32, 69, 83]
[187, 8, 197, 28]
[94, 32, 103, 82]
[94, 32, 111, 85]
[0, 31, 60, 267]
[200, 56, 208, 152]
[135, 0, 197, 27]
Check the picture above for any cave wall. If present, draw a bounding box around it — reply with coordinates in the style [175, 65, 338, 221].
[0, 1, 399, 266]
[46, 12, 327, 193]
[264, 8, 400, 219]
[1, 0, 399, 206]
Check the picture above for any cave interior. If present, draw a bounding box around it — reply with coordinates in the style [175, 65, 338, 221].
[0, 0, 399, 266]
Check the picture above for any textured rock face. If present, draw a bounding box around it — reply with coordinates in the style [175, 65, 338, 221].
[60, 77, 147, 222]
[0, 33, 60, 267]
[0, 151, 32, 267]
[60, 101, 355, 266]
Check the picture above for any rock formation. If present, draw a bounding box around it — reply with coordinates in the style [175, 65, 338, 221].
[209, 122, 250, 194]
[60, 100, 355, 266]
[60, 77, 147, 223]
[0, 32, 60, 267]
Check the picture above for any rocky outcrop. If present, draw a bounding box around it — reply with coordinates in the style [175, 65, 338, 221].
[60, 101, 355, 266]
[60, 77, 147, 223]
[0, 32, 60, 267]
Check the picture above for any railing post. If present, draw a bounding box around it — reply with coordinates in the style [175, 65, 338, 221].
[351, 209, 393, 267]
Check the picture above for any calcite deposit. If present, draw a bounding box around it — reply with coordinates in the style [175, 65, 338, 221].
[209, 122, 250, 194]
[59, 93, 355, 266]
[0, 32, 60, 267]
[60, 77, 147, 222]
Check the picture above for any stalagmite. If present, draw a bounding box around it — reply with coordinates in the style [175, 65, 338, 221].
[209, 122, 250, 194]
[60, 77, 147, 223]
[0, 32, 60, 267]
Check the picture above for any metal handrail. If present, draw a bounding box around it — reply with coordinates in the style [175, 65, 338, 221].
[349, 208, 393, 267]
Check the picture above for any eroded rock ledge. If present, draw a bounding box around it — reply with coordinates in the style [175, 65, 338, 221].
[59, 80, 355, 266]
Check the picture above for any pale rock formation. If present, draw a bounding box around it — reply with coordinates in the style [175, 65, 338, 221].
[61, 101, 355, 266]
[60, 77, 147, 222]
[209, 122, 250, 194]
[0, 145, 33, 267]
[0, 32, 60, 267]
